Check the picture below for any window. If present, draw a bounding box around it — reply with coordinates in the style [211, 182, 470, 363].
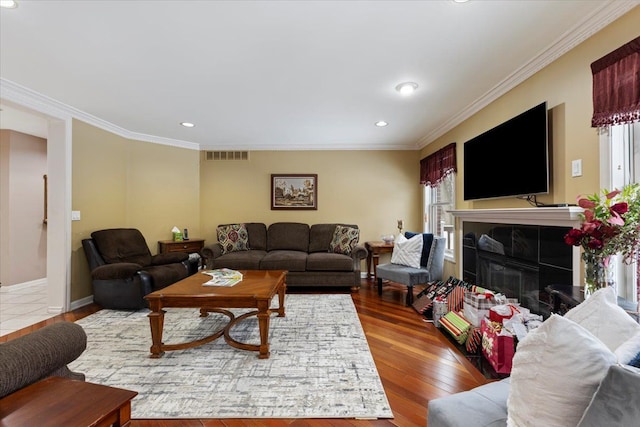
[591, 36, 639, 306]
[420, 142, 457, 260]
[601, 121, 639, 305]
[424, 172, 455, 259]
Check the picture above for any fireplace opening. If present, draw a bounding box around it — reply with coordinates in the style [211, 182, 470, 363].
[463, 222, 573, 317]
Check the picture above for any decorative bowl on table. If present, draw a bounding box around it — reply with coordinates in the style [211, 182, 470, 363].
[381, 235, 395, 245]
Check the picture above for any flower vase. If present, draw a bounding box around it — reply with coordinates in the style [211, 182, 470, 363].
[583, 253, 614, 297]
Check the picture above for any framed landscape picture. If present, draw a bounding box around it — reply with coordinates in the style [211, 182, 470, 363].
[271, 174, 317, 210]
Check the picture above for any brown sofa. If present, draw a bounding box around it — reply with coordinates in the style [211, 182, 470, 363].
[201, 222, 367, 291]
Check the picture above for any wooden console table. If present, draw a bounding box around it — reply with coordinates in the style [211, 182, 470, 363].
[0, 376, 137, 427]
[365, 241, 394, 282]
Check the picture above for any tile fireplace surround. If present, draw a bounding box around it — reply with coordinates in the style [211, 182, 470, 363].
[451, 207, 583, 316]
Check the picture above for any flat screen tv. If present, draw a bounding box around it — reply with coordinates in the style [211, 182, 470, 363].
[463, 101, 549, 201]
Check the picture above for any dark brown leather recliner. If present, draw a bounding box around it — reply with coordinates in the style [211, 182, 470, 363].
[82, 228, 198, 309]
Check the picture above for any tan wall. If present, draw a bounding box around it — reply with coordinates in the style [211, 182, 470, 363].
[71, 120, 200, 301]
[199, 149, 422, 253]
[71, 137, 420, 301]
[420, 6, 640, 271]
[0, 130, 47, 287]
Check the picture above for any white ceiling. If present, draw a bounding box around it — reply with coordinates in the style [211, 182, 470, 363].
[1, 0, 638, 150]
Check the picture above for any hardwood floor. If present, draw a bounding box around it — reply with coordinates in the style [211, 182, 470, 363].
[1, 279, 489, 427]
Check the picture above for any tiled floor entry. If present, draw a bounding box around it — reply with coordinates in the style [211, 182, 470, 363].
[0, 281, 55, 336]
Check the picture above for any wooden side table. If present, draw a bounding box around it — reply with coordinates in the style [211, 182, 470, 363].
[365, 241, 394, 282]
[0, 376, 137, 427]
[158, 238, 206, 267]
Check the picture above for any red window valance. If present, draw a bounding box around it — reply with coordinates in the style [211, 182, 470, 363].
[420, 142, 457, 187]
[591, 36, 640, 128]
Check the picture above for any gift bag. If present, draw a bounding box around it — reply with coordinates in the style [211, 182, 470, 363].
[489, 303, 521, 324]
[445, 277, 474, 313]
[414, 276, 475, 317]
[440, 310, 472, 345]
[465, 327, 482, 354]
[411, 281, 441, 315]
[432, 297, 448, 328]
[413, 278, 457, 317]
[481, 318, 515, 374]
[463, 291, 498, 327]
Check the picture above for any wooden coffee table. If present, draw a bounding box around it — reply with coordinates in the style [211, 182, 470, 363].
[144, 269, 287, 359]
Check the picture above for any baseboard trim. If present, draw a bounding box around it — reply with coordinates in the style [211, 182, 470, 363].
[70, 295, 94, 311]
[47, 306, 64, 315]
[0, 278, 47, 292]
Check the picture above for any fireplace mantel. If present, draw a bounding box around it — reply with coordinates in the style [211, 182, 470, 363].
[450, 207, 583, 228]
[451, 207, 583, 286]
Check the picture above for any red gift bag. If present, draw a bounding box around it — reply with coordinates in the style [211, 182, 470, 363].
[481, 318, 515, 374]
[489, 303, 521, 324]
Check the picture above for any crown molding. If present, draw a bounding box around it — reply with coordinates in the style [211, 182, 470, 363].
[1, 78, 71, 121]
[2, 78, 411, 151]
[0, 78, 199, 151]
[417, 0, 640, 149]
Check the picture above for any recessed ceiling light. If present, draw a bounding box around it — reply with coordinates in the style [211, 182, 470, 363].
[395, 82, 418, 96]
[180, 122, 195, 128]
[453, 0, 470, 3]
[0, 0, 18, 9]
[375, 121, 388, 127]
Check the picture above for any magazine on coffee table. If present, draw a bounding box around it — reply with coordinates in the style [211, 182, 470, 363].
[201, 268, 243, 287]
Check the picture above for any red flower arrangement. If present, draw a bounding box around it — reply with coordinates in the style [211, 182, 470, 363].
[563, 183, 640, 292]
[564, 184, 640, 261]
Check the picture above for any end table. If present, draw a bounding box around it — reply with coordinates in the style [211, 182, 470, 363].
[0, 376, 137, 427]
[158, 238, 206, 268]
[365, 241, 394, 282]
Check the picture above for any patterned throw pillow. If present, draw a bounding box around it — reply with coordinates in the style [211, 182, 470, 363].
[404, 232, 433, 267]
[217, 224, 249, 254]
[390, 233, 423, 268]
[329, 225, 359, 255]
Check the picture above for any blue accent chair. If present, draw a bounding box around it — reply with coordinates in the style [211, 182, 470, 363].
[376, 233, 446, 305]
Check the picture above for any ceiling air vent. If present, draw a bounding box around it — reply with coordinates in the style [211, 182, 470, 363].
[205, 151, 250, 161]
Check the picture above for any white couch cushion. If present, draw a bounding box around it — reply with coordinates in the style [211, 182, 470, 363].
[428, 378, 511, 427]
[506, 314, 616, 427]
[615, 329, 640, 365]
[564, 286, 640, 351]
[576, 364, 640, 427]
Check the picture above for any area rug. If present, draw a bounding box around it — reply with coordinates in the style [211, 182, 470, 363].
[69, 294, 393, 419]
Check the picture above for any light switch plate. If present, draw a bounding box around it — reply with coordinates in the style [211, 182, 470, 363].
[71, 210, 81, 221]
[571, 159, 582, 177]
